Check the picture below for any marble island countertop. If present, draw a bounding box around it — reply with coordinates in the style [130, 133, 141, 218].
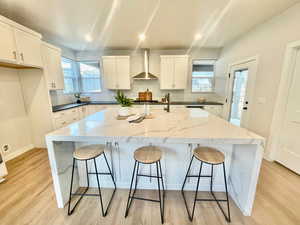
[46, 108, 264, 145]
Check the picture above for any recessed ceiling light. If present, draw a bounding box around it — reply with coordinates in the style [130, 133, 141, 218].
[85, 34, 93, 42]
[194, 34, 202, 40]
[139, 33, 146, 41]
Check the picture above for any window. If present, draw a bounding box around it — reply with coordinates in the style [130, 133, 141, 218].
[61, 57, 78, 93]
[61, 58, 101, 93]
[191, 59, 215, 92]
[78, 61, 101, 92]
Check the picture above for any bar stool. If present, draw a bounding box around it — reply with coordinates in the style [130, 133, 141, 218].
[181, 146, 230, 222]
[125, 146, 165, 224]
[68, 144, 116, 217]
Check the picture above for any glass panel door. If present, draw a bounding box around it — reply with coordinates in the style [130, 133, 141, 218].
[229, 69, 249, 126]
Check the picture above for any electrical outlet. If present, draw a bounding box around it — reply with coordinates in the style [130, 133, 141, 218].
[2, 144, 10, 153]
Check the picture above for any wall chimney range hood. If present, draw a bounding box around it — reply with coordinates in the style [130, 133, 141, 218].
[133, 49, 158, 80]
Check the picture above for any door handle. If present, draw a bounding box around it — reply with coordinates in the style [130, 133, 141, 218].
[243, 107, 248, 110]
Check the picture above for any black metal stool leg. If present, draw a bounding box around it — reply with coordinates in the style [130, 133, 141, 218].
[101, 152, 117, 216]
[181, 156, 194, 191]
[223, 162, 231, 222]
[210, 164, 214, 193]
[156, 162, 164, 224]
[103, 152, 116, 188]
[190, 161, 203, 221]
[85, 160, 90, 188]
[67, 158, 76, 215]
[181, 156, 196, 220]
[94, 158, 105, 217]
[158, 160, 165, 198]
[125, 160, 137, 217]
[68, 159, 89, 215]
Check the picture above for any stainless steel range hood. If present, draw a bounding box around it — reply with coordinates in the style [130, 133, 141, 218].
[133, 49, 158, 80]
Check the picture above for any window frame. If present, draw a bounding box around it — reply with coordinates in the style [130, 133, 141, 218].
[61, 57, 79, 94]
[191, 59, 216, 93]
[77, 60, 102, 93]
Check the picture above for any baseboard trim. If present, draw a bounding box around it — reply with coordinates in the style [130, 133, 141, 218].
[4, 144, 34, 162]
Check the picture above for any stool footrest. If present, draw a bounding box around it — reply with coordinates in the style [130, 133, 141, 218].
[88, 172, 111, 175]
[186, 175, 212, 178]
[137, 173, 162, 178]
[130, 196, 160, 203]
[196, 198, 227, 202]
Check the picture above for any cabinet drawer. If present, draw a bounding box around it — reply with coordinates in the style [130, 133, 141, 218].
[54, 117, 68, 129]
[53, 111, 67, 119]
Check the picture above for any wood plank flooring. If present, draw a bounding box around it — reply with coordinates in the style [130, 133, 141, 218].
[0, 148, 299, 225]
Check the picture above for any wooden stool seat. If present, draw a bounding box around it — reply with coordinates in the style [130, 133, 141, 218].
[134, 146, 162, 164]
[73, 144, 105, 160]
[193, 147, 225, 164]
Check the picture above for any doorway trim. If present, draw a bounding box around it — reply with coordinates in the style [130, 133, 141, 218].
[223, 56, 259, 124]
[267, 40, 300, 161]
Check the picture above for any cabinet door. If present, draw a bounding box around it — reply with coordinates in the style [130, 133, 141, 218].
[0, 21, 17, 64]
[103, 57, 117, 89]
[51, 48, 64, 90]
[15, 29, 43, 68]
[160, 57, 174, 89]
[116, 57, 130, 89]
[173, 57, 188, 89]
[42, 44, 64, 90]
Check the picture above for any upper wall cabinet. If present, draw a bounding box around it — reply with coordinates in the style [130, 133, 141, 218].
[42, 43, 64, 90]
[0, 21, 18, 64]
[102, 56, 131, 90]
[0, 15, 43, 69]
[14, 29, 43, 68]
[160, 55, 189, 90]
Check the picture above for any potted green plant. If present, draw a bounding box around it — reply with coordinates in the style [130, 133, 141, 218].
[114, 91, 133, 116]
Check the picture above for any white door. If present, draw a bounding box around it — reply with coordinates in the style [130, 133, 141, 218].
[15, 29, 43, 68]
[226, 60, 257, 128]
[173, 57, 188, 89]
[0, 21, 17, 64]
[116, 56, 130, 90]
[160, 57, 174, 89]
[276, 50, 300, 174]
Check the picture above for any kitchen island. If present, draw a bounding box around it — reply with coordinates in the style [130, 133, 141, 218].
[46, 107, 264, 216]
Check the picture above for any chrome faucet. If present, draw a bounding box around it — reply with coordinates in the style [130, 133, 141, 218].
[164, 93, 170, 112]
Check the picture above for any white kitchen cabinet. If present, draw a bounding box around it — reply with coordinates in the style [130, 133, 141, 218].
[102, 56, 130, 90]
[0, 21, 18, 64]
[160, 55, 189, 90]
[42, 43, 64, 90]
[204, 105, 223, 117]
[14, 29, 43, 68]
[52, 108, 80, 129]
[0, 15, 43, 69]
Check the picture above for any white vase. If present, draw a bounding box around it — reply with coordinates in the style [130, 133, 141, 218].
[119, 106, 130, 116]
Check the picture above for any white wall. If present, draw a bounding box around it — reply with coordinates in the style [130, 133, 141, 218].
[0, 68, 33, 160]
[215, 3, 300, 157]
[50, 48, 222, 105]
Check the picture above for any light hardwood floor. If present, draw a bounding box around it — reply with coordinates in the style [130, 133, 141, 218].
[0, 148, 299, 225]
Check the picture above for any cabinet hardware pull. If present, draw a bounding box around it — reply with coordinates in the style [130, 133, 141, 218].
[20, 53, 24, 61]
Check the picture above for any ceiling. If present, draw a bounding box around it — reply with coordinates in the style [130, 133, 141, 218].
[0, 0, 298, 51]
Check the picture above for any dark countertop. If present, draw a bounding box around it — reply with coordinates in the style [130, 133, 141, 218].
[52, 101, 223, 112]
